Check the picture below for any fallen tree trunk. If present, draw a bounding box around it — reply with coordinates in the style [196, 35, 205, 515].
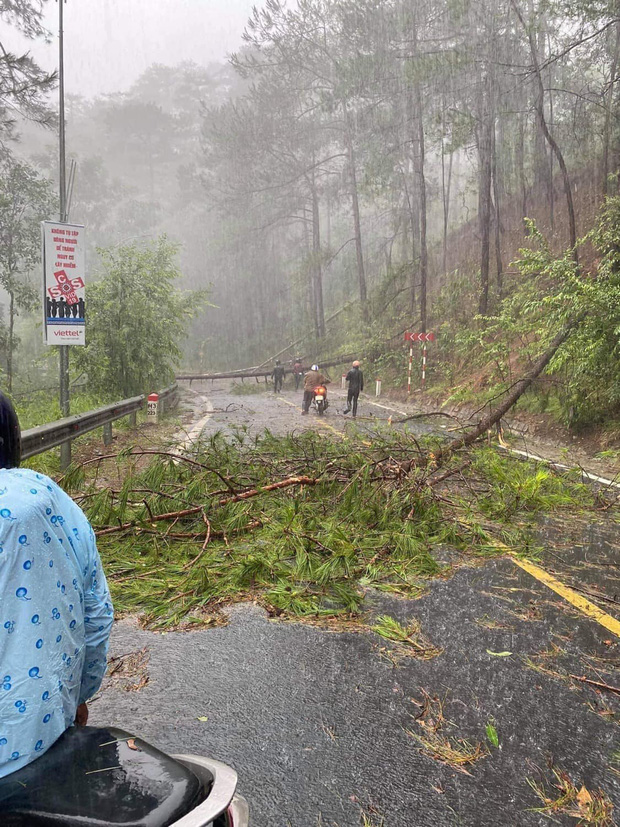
[177, 354, 358, 383]
[433, 321, 578, 463]
[96, 476, 320, 537]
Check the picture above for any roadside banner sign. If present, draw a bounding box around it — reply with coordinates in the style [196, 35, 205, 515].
[404, 331, 435, 342]
[42, 221, 86, 346]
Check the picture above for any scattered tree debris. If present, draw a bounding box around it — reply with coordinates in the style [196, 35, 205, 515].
[372, 615, 442, 660]
[527, 768, 615, 826]
[570, 675, 620, 697]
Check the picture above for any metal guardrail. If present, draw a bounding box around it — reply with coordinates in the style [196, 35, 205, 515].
[156, 383, 179, 409]
[22, 396, 143, 459]
[21, 383, 178, 461]
[176, 355, 358, 384]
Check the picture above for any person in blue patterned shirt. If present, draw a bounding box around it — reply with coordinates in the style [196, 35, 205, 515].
[0, 393, 113, 778]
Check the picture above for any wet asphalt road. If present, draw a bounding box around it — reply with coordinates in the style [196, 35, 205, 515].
[90, 382, 620, 827]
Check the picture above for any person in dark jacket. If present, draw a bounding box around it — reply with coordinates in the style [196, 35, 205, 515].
[344, 360, 364, 417]
[272, 360, 285, 393]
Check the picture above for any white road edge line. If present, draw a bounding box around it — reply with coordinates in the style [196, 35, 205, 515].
[173, 388, 214, 457]
[365, 399, 410, 417]
[331, 390, 409, 418]
[499, 445, 620, 490]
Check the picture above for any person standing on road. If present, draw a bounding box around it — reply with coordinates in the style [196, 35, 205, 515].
[272, 360, 285, 394]
[344, 360, 364, 418]
[0, 393, 114, 779]
[293, 357, 303, 391]
[302, 364, 330, 414]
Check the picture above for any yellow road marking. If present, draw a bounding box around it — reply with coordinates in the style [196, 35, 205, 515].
[278, 396, 346, 440]
[459, 519, 620, 638]
[318, 419, 345, 438]
[278, 397, 298, 409]
[512, 556, 620, 639]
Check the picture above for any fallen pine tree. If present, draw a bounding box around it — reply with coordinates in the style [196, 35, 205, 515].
[60, 425, 603, 629]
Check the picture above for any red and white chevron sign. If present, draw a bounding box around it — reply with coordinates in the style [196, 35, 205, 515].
[404, 331, 435, 342]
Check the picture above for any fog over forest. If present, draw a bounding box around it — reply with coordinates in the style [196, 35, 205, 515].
[1, 0, 619, 424]
[5, 0, 256, 95]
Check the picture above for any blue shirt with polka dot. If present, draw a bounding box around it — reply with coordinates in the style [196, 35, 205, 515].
[0, 468, 113, 777]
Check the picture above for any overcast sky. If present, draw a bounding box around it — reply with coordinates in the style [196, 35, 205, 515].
[10, 0, 257, 97]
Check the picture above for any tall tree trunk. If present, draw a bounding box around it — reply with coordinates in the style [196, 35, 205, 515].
[516, 111, 528, 227]
[407, 16, 427, 327]
[401, 169, 418, 312]
[401, 190, 410, 275]
[403, 76, 419, 314]
[7, 290, 14, 394]
[530, 9, 553, 218]
[548, 79, 555, 230]
[441, 110, 454, 276]
[310, 173, 325, 338]
[478, 77, 494, 316]
[412, 83, 428, 331]
[492, 123, 504, 298]
[326, 193, 332, 251]
[398, 1, 417, 312]
[512, 0, 577, 254]
[302, 205, 318, 338]
[343, 107, 367, 310]
[603, 18, 620, 193]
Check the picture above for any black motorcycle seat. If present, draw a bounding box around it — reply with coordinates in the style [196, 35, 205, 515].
[0, 726, 208, 827]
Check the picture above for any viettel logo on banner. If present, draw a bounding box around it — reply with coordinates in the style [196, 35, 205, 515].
[42, 222, 86, 346]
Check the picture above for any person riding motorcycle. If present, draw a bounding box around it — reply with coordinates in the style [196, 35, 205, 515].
[302, 364, 330, 415]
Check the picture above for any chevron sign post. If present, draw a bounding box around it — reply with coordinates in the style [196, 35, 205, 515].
[404, 332, 436, 391]
[404, 332, 435, 342]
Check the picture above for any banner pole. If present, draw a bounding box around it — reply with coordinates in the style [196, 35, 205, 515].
[58, 0, 70, 469]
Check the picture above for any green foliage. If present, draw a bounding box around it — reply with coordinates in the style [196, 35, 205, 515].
[485, 721, 499, 748]
[437, 199, 620, 429]
[540, 198, 620, 427]
[15, 390, 109, 430]
[0, 156, 56, 387]
[470, 448, 593, 521]
[75, 237, 206, 398]
[500, 200, 620, 427]
[0, 3, 56, 139]
[0, 157, 55, 290]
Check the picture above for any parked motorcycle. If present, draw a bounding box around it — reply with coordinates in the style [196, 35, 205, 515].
[312, 385, 329, 415]
[0, 725, 249, 827]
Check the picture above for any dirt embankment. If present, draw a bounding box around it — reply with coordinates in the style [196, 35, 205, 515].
[431, 163, 603, 298]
